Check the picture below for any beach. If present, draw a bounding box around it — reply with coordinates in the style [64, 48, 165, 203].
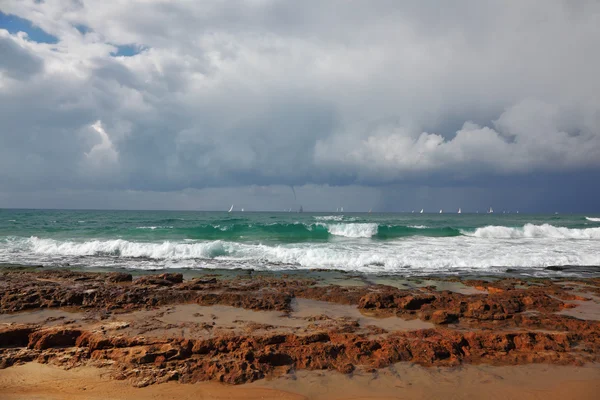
[1, 267, 599, 399]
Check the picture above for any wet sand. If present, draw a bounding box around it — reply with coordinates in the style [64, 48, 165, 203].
[1, 362, 598, 400]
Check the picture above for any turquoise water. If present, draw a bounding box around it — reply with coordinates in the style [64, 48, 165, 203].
[1, 209, 599, 277]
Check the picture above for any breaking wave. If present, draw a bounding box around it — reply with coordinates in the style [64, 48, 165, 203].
[2, 234, 599, 276]
[466, 224, 600, 239]
[586, 217, 600, 222]
[26, 237, 229, 259]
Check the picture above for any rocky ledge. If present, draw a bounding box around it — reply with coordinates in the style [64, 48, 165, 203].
[0, 269, 598, 386]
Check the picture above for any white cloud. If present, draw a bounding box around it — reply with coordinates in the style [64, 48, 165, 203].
[0, 0, 599, 196]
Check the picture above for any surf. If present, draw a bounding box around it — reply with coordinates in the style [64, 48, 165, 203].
[465, 224, 600, 239]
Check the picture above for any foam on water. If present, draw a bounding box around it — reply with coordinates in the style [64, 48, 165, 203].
[466, 224, 600, 239]
[1, 233, 598, 276]
[586, 217, 600, 222]
[313, 215, 344, 222]
[26, 237, 229, 259]
[325, 223, 378, 238]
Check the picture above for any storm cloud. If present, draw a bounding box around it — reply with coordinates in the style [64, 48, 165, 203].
[1, 0, 599, 211]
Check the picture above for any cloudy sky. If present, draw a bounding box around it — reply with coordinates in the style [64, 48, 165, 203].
[1, 0, 599, 212]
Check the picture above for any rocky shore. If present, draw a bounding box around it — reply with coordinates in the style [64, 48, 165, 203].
[0, 268, 599, 389]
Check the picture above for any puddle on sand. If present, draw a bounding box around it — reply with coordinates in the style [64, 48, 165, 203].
[0, 308, 85, 326]
[292, 298, 434, 332]
[557, 293, 600, 321]
[368, 277, 486, 295]
[0, 299, 434, 339]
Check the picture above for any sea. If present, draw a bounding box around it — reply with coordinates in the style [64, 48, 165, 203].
[1, 209, 599, 278]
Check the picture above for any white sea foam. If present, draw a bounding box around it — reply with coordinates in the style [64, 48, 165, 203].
[466, 224, 600, 239]
[26, 237, 228, 259]
[136, 226, 174, 230]
[326, 223, 378, 238]
[408, 225, 428, 229]
[586, 217, 600, 222]
[313, 215, 344, 221]
[1, 226, 600, 276]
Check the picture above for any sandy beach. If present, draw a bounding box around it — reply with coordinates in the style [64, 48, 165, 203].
[1, 268, 599, 399]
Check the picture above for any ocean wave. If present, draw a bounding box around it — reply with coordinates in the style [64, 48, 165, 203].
[27, 237, 229, 259]
[136, 226, 174, 230]
[326, 223, 378, 238]
[466, 224, 600, 239]
[141, 222, 464, 240]
[2, 235, 600, 275]
[586, 217, 600, 222]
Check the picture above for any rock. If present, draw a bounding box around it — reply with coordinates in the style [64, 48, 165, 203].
[358, 293, 396, 309]
[0, 325, 37, 347]
[430, 310, 458, 325]
[107, 272, 132, 283]
[28, 328, 82, 350]
[135, 273, 183, 286]
[396, 295, 436, 310]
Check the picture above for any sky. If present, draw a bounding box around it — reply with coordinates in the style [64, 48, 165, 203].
[1, 0, 599, 212]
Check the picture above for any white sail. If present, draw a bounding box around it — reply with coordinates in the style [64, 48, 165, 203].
[241, 208, 244, 212]
[340, 207, 344, 212]
[420, 209, 423, 214]
[228, 204, 234, 213]
[488, 207, 493, 214]
[439, 209, 443, 214]
[458, 208, 461, 214]
[368, 208, 372, 213]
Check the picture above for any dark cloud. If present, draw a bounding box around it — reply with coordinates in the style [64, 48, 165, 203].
[0, 1, 599, 210]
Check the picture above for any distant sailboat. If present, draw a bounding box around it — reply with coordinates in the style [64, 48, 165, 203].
[516, 211, 519, 214]
[336, 207, 339, 212]
[340, 207, 344, 213]
[241, 208, 244, 212]
[458, 208, 462, 214]
[411, 210, 414, 213]
[488, 207, 494, 214]
[298, 206, 303, 213]
[368, 208, 372, 213]
[420, 209, 423, 214]
[228, 204, 234, 213]
[439, 209, 443, 214]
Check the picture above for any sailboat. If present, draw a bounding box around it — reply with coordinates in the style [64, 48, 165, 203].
[298, 206, 303, 213]
[488, 207, 494, 214]
[411, 210, 415, 213]
[420, 209, 424, 214]
[228, 204, 234, 213]
[368, 208, 372, 213]
[340, 207, 344, 213]
[241, 208, 244, 212]
[439, 209, 443, 214]
[458, 208, 462, 214]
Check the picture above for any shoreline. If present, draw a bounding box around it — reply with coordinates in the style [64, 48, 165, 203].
[1, 267, 599, 397]
[2, 362, 599, 400]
